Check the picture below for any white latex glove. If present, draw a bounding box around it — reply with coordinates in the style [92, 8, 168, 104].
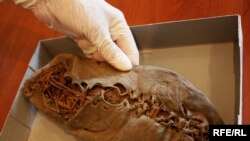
[13, 0, 139, 71]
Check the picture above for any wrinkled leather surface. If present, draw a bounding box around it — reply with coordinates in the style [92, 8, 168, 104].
[22, 53, 224, 141]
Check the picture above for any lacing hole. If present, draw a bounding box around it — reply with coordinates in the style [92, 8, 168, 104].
[80, 81, 88, 88]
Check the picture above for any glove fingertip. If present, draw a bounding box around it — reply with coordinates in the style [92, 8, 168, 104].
[130, 54, 140, 66]
[110, 56, 132, 71]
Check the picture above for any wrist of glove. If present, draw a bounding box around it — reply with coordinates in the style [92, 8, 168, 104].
[13, 0, 139, 71]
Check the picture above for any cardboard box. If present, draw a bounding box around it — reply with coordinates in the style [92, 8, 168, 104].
[0, 15, 243, 141]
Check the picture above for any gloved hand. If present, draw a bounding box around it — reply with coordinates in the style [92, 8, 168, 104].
[13, 0, 139, 71]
